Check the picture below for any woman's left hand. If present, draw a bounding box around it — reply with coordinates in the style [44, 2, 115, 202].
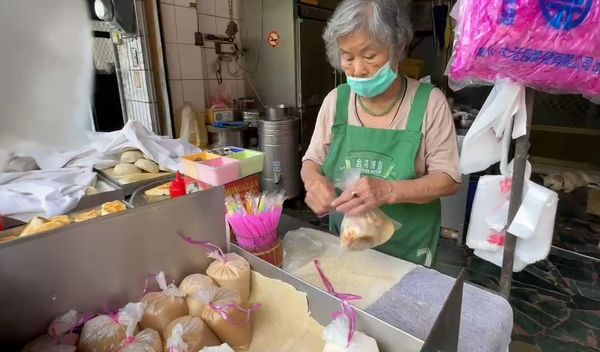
[331, 177, 394, 216]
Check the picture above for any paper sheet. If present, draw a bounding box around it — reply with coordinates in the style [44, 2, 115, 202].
[245, 272, 325, 352]
[286, 228, 416, 309]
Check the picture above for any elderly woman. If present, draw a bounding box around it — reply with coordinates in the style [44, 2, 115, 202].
[301, 0, 461, 266]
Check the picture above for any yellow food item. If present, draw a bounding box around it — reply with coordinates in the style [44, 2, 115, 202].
[20, 215, 71, 237]
[144, 182, 171, 197]
[0, 236, 18, 244]
[74, 209, 100, 223]
[101, 200, 127, 216]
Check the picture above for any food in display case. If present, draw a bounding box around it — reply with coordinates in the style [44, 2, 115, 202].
[121, 150, 145, 164]
[140, 272, 188, 336]
[101, 200, 127, 215]
[135, 159, 160, 174]
[163, 316, 221, 352]
[73, 209, 100, 223]
[144, 182, 171, 197]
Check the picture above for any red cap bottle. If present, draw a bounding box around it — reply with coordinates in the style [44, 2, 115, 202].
[169, 171, 186, 198]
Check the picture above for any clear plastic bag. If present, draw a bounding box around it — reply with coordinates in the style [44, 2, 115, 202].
[78, 314, 127, 352]
[22, 310, 84, 352]
[179, 273, 219, 317]
[114, 303, 163, 352]
[282, 229, 323, 272]
[336, 169, 400, 251]
[140, 272, 188, 335]
[322, 316, 379, 352]
[164, 316, 221, 352]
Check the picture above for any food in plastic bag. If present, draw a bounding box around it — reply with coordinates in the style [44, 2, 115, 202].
[22, 336, 77, 352]
[448, 0, 600, 97]
[200, 287, 258, 350]
[336, 169, 399, 250]
[206, 252, 251, 302]
[23, 309, 85, 352]
[200, 343, 235, 352]
[180, 274, 217, 296]
[180, 273, 219, 316]
[114, 302, 163, 352]
[140, 272, 188, 336]
[79, 314, 128, 352]
[163, 316, 221, 352]
[322, 316, 379, 352]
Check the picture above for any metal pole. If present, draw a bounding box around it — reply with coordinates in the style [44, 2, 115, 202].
[499, 88, 535, 299]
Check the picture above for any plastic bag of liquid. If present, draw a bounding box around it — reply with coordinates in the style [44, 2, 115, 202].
[336, 169, 400, 250]
[164, 316, 221, 352]
[322, 316, 379, 352]
[179, 273, 218, 316]
[140, 272, 188, 336]
[447, 0, 600, 98]
[114, 302, 163, 352]
[200, 287, 260, 350]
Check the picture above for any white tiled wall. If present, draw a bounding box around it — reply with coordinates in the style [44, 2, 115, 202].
[159, 0, 247, 136]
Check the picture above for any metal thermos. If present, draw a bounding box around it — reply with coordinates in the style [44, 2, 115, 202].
[258, 117, 301, 198]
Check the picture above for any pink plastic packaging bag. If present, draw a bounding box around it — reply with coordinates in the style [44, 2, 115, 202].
[448, 0, 600, 97]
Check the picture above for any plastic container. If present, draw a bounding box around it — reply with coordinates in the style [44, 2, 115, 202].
[181, 152, 221, 180]
[209, 147, 245, 156]
[188, 157, 240, 186]
[225, 150, 264, 178]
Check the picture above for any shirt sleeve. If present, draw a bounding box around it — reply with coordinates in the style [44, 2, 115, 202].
[301, 89, 337, 166]
[423, 88, 462, 183]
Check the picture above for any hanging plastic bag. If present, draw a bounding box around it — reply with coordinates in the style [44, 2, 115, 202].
[465, 121, 558, 271]
[114, 302, 163, 352]
[23, 310, 91, 352]
[79, 311, 129, 352]
[180, 235, 251, 302]
[179, 273, 219, 316]
[458, 80, 527, 175]
[140, 271, 188, 336]
[164, 316, 221, 352]
[447, 0, 600, 98]
[200, 287, 260, 350]
[336, 169, 400, 250]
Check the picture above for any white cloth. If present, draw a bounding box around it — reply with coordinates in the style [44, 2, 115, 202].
[0, 122, 200, 220]
[20, 121, 200, 172]
[0, 168, 96, 219]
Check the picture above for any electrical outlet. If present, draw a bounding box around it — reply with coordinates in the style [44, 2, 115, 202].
[195, 32, 203, 46]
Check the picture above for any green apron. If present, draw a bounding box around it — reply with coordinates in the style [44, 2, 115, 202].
[322, 83, 441, 266]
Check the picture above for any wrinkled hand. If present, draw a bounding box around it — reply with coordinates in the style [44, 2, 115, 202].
[304, 175, 336, 217]
[332, 177, 393, 216]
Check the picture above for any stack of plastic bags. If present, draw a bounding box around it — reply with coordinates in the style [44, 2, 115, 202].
[448, 0, 600, 98]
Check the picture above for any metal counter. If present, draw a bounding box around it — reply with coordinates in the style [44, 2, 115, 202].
[0, 188, 422, 351]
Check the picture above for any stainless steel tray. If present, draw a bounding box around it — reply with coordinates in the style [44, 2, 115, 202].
[95, 167, 175, 196]
[0, 188, 422, 350]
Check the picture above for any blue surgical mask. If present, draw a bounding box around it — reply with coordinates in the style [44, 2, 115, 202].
[346, 61, 398, 98]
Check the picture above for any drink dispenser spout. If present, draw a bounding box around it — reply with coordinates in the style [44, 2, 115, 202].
[274, 172, 281, 184]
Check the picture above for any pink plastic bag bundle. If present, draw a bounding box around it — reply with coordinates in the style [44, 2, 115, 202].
[448, 0, 600, 97]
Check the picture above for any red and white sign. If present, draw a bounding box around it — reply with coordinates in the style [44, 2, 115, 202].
[267, 31, 280, 48]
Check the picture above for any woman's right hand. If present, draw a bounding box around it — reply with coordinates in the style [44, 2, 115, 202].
[304, 175, 336, 217]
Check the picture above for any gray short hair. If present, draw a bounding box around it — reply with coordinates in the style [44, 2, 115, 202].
[323, 0, 413, 70]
